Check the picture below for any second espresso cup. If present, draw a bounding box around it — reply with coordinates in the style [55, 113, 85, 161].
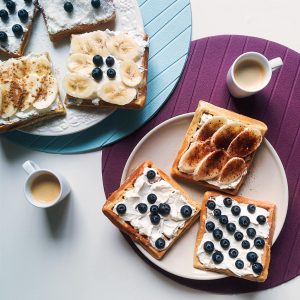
[226, 52, 283, 98]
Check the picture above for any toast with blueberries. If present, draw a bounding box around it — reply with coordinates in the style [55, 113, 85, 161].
[194, 191, 276, 282]
[102, 160, 201, 260]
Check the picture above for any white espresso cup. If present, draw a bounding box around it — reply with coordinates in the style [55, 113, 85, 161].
[226, 52, 283, 98]
[22, 160, 71, 208]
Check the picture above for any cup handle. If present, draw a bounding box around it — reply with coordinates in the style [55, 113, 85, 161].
[269, 57, 283, 71]
[22, 160, 40, 175]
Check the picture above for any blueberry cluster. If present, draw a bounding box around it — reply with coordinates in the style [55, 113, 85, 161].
[0, 1, 32, 43]
[116, 169, 193, 250]
[91, 55, 116, 81]
[64, 1, 101, 13]
[204, 197, 266, 275]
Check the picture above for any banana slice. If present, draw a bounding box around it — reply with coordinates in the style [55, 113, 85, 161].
[31, 56, 51, 76]
[212, 122, 245, 149]
[63, 73, 97, 100]
[120, 60, 142, 87]
[71, 35, 89, 54]
[227, 127, 262, 157]
[87, 31, 109, 56]
[0, 81, 21, 118]
[33, 75, 58, 110]
[13, 58, 31, 79]
[193, 150, 229, 181]
[21, 74, 42, 111]
[197, 116, 227, 141]
[67, 53, 94, 75]
[107, 34, 141, 61]
[97, 81, 137, 105]
[178, 140, 214, 174]
[219, 157, 247, 184]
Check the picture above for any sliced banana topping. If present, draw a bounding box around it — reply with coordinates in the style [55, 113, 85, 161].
[120, 60, 143, 87]
[21, 74, 42, 111]
[63, 74, 97, 100]
[219, 157, 247, 184]
[196, 116, 227, 141]
[31, 56, 52, 76]
[97, 81, 137, 105]
[227, 127, 262, 158]
[193, 150, 229, 181]
[178, 140, 215, 174]
[67, 54, 94, 75]
[0, 81, 21, 118]
[107, 34, 141, 61]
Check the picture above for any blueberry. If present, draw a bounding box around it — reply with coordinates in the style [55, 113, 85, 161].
[24, 0, 32, 3]
[64, 2, 74, 13]
[12, 24, 23, 37]
[231, 205, 241, 216]
[18, 9, 29, 22]
[242, 240, 250, 249]
[252, 262, 263, 275]
[106, 56, 115, 67]
[229, 248, 239, 258]
[206, 200, 216, 210]
[180, 205, 192, 218]
[0, 31, 8, 43]
[213, 228, 223, 240]
[247, 228, 256, 238]
[136, 203, 147, 214]
[257, 215, 266, 225]
[220, 238, 230, 249]
[158, 203, 171, 216]
[212, 251, 224, 264]
[247, 204, 256, 213]
[116, 203, 126, 215]
[150, 214, 160, 225]
[234, 231, 243, 241]
[204, 241, 214, 253]
[239, 216, 250, 228]
[219, 215, 228, 225]
[107, 68, 116, 79]
[205, 221, 215, 232]
[91, 0, 101, 8]
[246, 251, 258, 263]
[92, 67, 103, 80]
[147, 193, 157, 204]
[213, 208, 221, 218]
[150, 205, 159, 214]
[146, 170, 156, 180]
[226, 223, 236, 233]
[6, 1, 16, 13]
[93, 55, 103, 66]
[235, 259, 244, 269]
[223, 197, 232, 207]
[254, 237, 265, 249]
[0, 9, 9, 21]
[155, 238, 165, 249]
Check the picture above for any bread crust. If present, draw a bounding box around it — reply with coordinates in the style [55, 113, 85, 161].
[102, 160, 201, 260]
[171, 101, 268, 195]
[193, 191, 276, 282]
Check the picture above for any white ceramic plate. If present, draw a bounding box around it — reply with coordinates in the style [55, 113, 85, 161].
[121, 113, 289, 280]
[8, 0, 144, 136]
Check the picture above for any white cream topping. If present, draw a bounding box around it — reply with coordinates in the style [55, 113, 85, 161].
[197, 195, 270, 277]
[113, 167, 196, 250]
[0, 0, 35, 53]
[38, 0, 115, 35]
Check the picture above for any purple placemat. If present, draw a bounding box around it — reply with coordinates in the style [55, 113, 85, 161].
[102, 35, 300, 293]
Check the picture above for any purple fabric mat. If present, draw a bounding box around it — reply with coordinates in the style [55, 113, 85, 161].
[102, 35, 300, 293]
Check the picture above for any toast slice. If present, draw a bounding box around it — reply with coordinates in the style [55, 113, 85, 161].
[171, 101, 268, 195]
[102, 160, 201, 260]
[194, 191, 276, 282]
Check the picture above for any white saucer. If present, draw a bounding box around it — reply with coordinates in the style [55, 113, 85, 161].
[121, 113, 289, 280]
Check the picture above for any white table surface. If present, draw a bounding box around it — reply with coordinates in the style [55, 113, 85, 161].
[1, 1, 299, 299]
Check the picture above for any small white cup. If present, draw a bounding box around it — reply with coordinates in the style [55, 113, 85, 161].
[22, 160, 71, 208]
[226, 52, 283, 98]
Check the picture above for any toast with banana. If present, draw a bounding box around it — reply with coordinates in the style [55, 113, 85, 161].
[63, 29, 149, 110]
[194, 191, 276, 282]
[0, 52, 65, 132]
[102, 160, 201, 260]
[171, 101, 268, 195]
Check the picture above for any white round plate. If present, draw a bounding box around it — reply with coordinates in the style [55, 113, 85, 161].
[121, 113, 289, 280]
[14, 0, 144, 136]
